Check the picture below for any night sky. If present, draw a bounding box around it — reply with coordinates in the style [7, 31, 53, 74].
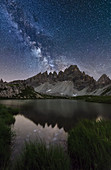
[0, 0, 111, 81]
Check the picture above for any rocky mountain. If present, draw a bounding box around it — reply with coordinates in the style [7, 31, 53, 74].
[26, 65, 96, 90]
[0, 79, 43, 99]
[0, 65, 111, 98]
[25, 65, 111, 96]
[97, 74, 111, 87]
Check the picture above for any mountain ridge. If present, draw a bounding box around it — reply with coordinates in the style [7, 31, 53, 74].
[0, 65, 111, 98]
[25, 65, 111, 96]
[26, 65, 111, 87]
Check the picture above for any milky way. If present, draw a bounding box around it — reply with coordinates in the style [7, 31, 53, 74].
[0, 0, 111, 81]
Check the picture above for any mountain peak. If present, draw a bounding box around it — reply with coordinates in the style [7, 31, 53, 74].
[65, 65, 79, 71]
[64, 65, 80, 75]
[97, 74, 111, 86]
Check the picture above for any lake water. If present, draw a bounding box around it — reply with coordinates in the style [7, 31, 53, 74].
[0, 99, 111, 131]
[0, 99, 111, 158]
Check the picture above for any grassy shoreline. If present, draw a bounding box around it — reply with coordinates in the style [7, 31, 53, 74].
[11, 119, 111, 170]
[72, 95, 111, 104]
[13, 142, 71, 170]
[0, 104, 111, 169]
[0, 95, 111, 104]
[68, 120, 111, 169]
[0, 105, 18, 170]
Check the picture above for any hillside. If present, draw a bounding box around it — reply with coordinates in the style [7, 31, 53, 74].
[0, 79, 43, 99]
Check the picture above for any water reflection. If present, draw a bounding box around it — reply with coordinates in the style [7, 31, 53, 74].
[11, 115, 67, 160]
[19, 100, 111, 131]
[0, 99, 111, 131]
[0, 99, 111, 159]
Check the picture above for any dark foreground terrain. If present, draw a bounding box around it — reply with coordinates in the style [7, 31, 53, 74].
[1, 104, 111, 169]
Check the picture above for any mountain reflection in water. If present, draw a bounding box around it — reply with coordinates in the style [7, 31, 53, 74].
[0, 99, 111, 131]
[0, 99, 111, 159]
[11, 115, 67, 160]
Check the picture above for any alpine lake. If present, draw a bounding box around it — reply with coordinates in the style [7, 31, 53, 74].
[0, 99, 111, 159]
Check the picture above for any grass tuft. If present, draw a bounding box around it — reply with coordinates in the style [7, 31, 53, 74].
[0, 104, 18, 170]
[68, 119, 111, 170]
[13, 142, 71, 170]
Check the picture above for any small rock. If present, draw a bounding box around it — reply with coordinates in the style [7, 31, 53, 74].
[33, 129, 37, 132]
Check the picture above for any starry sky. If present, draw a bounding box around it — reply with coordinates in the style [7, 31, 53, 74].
[0, 0, 111, 81]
